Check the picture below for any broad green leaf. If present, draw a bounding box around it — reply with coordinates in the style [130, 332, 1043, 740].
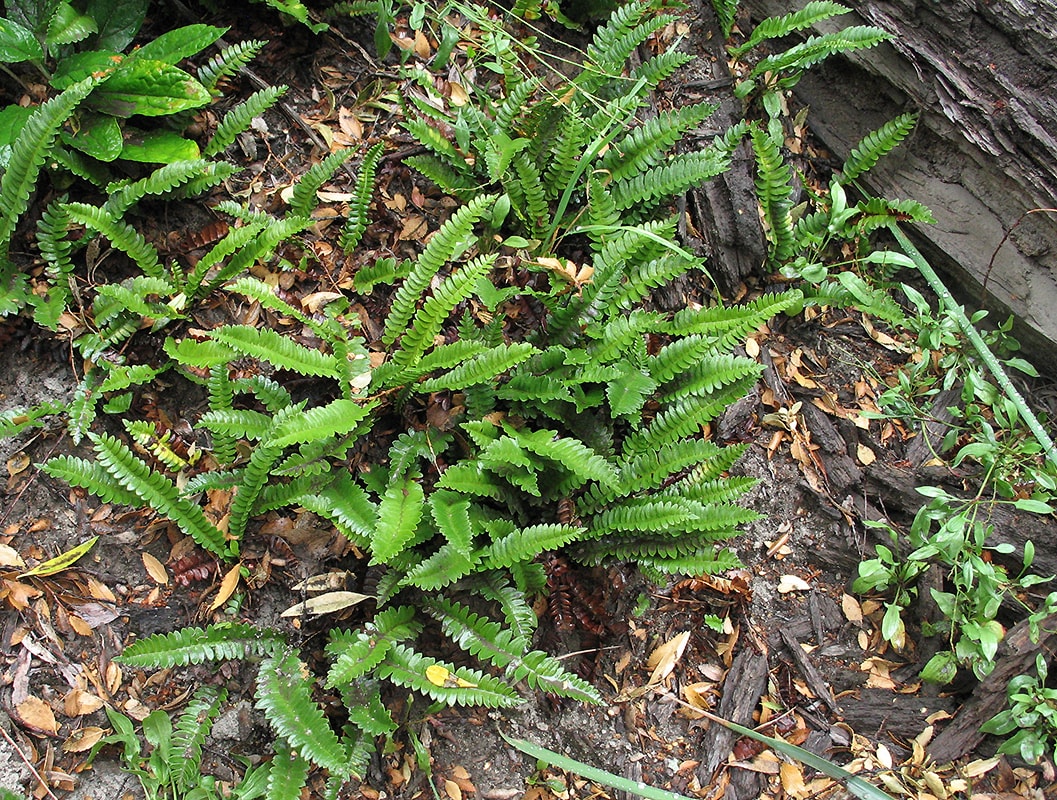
[20, 536, 98, 577]
[0, 18, 44, 62]
[61, 111, 122, 161]
[91, 60, 211, 117]
[119, 128, 199, 162]
[45, 1, 96, 47]
[87, 0, 148, 50]
[371, 475, 425, 565]
[50, 49, 121, 89]
[1013, 498, 1054, 514]
[125, 24, 226, 65]
[0, 106, 34, 167]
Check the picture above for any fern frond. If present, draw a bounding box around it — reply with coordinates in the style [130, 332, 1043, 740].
[210, 325, 341, 377]
[613, 253, 697, 311]
[403, 154, 478, 196]
[257, 648, 351, 776]
[541, 110, 588, 198]
[712, 0, 739, 38]
[428, 598, 601, 703]
[41, 455, 142, 507]
[88, 433, 229, 555]
[485, 524, 582, 569]
[434, 461, 505, 500]
[634, 548, 743, 575]
[198, 408, 274, 441]
[509, 152, 549, 235]
[623, 378, 757, 457]
[268, 398, 374, 449]
[204, 85, 287, 158]
[295, 472, 376, 546]
[173, 687, 226, 787]
[393, 254, 497, 367]
[34, 202, 74, 328]
[118, 623, 284, 667]
[580, 2, 674, 91]
[62, 202, 163, 278]
[855, 197, 934, 234]
[842, 112, 917, 183]
[343, 682, 396, 738]
[665, 290, 803, 347]
[612, 150, 730, 213]
[0, 76, 99, 261]
[227, 439, 284, 543]
[662, 474, 757, 505]
[402, 544, 480, 590]
[325, 606, 420, 687]
[749, 27, 890, 83]
[266, 744, 311, 800]
[749, 125, 796, 263]
[478, 573, 538, 644]
[163, 161, 240, 201]
[415, 342, 536, 392]
[630, 49, 695, 90]
[730, 1, 849, 57]
[661, 353, 763, 401]
[183, 222, 267, 298]
[602, 103, 718, 183]
[287, 147, 355, 218]
[198, 39, 267, 93]
[342, 141, 384, 252]
[377, 644, 522, 708]
[501, 425, 619, 487]
[383, 193, 497, 346]
[370, 474, 425, 564]
[103, 160, 212, 217]
[402, 117, 466, 172]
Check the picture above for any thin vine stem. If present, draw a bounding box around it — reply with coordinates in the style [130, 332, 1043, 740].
[889, 223, 1057, 472]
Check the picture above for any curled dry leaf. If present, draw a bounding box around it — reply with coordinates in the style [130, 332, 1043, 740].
[777, 574, 811, 594]
[280, 590, 370, 617]
[62, 726, 105, 753]
[841, 593, 863, 624]
[209, 564, 242, 612]
[0, 544, 25, 569]
[16, 695, 58, 735]
[64, 688, 104, 717]
[142, 552, 168, 584]
[646, 631, 690, 685]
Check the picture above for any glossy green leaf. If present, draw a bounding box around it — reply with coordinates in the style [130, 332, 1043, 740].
[119, 128, 200, 162]
[0, 17, 43, 62]
[50, 49, 120, 89]
[87, 0, 148, 50]
[62, 111, 122, 161]
[91, 60, 211, 117]
[125, 24, 226, 66]
[45, 1, 97, 47]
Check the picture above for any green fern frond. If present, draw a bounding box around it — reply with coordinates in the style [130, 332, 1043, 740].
[623, 378, 757, 456]
[662, 474, 757, 505]
[478, 573, 539, 644]
[749, 125, 796, 263]
[41, 455, 142, 507]
[104, 160, 213, 217]
[661, 353, 763, 401]
[430, 490, 473, 554]
[630, 49, 695, 89]
[585, 311, 662, 363]
[402, 544, 481, 590]
[210, 325, 341, 377]
[227, 438, 284, 543]
[34, 202, 74, 327]
[855, 197, 934, 234]
[342, 141, 384, 252]
[164, 161, 240, 201]
[268, 398, 374, 449]
[257, 648, 351, 776]
[198, 39, 267, 93]
[325, 606, 420, 687]
[542, 111, 588, 198]
[611, 149, 730, 211]
[287, 147, 355, 218]
[730, 1, 849, 57]
[427, 598, 601, 703]
[509, 152, 549, 235]
[377, 644, 522, 708]
[370, 474, 425, 564]
[496, 76, 542, 134]
[393, 254, 497, 368]
[485, 524, 583, 569]
[665, 290, 803, 347]
[0, 76, 99, 262]
[198, 408, 274, 441]
[612, 253, 697, 310]
[224, 276, 310, 325]
[266, 744, 310, 800]
[712, 0, 739, 38]
[88, 433, 229, 555]
[206, 366, 237, 465]
[634, 548, 743, 575]
[402, 117, 466, 171]
[173, 687, 226, 787]
[383, 193, 497, 346]
[295, 473, 376, 546]
[166, 336, 238, 368]
[749, 27, 890, 84]
[204, 85, 287, 158]
[182, 222, 266, 298]
[415, 342, 536, 392]
[580, 2, 674, 91]
[62, 202, 163, 278]
[501, 425, 620, 487]
[842, 112, 917, 183]
[403, 154, 478, 197]
[434, 461, 505, 500]
[602, 103, 718, 183]
[118, 623, 284, 667]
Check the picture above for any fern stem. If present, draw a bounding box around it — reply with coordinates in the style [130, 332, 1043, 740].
[889, 224, 1057, 471]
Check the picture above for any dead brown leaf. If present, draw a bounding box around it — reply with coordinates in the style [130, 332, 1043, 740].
[142, 552, 168, 584]
[62, 726, 105, 753]
[64, 689, 104, 717]
[16, 696, 58, 735]
[209, 564, 242, 612]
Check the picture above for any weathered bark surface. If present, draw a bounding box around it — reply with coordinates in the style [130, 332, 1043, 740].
[741, 0, 1057, 368]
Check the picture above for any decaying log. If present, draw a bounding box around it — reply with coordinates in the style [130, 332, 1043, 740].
[928, 611, 1057, 764]
[741, 0, 1057, 369]
[696, 648, 768, 781]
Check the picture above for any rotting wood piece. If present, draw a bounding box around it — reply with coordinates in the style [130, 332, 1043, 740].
[779, 628, 839, 713]
[694, 647, 768, 782]
[928, 611, 1057, 764]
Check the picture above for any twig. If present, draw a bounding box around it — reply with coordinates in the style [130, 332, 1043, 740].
[0, 722, 61, 800]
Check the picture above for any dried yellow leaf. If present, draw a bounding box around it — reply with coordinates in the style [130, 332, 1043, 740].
[17, 696, 58, 735]
[780, 762, 806, 796]
[64, 688, 104, 717]
[0, 544, 25, 569]
[142, 552, 168, 585]
[444, 779, 462, 800]
[63, 726, 105, 753]
[209, 564, 242, 612]
[646, 631, 690, 685]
